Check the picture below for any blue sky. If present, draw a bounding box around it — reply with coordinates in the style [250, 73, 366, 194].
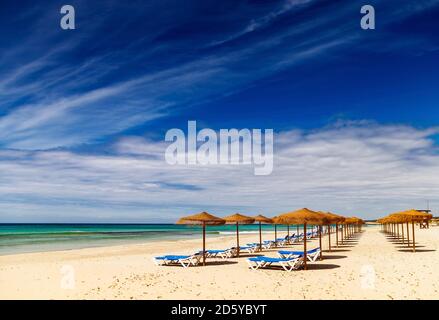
[0, 0, 439, 222]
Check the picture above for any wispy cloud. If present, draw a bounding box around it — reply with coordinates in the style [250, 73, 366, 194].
[209, 0, 314, 46]
[1, 122, 438, 222]
[1, 0, 438, 150]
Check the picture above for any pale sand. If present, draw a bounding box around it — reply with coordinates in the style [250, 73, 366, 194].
[1, 225, 438, 300]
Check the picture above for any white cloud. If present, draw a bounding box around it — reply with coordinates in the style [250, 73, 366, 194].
[1, 122, 438, 222]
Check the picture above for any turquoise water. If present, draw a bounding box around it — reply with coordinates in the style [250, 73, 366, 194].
[0, 224, 296, 255]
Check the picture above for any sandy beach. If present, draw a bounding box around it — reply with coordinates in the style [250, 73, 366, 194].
[0, 224, 438, 300]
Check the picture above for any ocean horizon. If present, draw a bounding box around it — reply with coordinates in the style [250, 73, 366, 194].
[0, 223, 297, 256]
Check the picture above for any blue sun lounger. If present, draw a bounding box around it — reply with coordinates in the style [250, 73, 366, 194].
[203, 249, 234, 259]
[277, 247, 321, 261]
[262, 240, 275, 249]
[234, 244, 258, 254]
[276, 237, 289, 246]
[153, 253, 202, 268]
[247, 256, 304, 272]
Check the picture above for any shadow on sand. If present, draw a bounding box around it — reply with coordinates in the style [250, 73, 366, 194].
[321, 255, 347, 260]
[306, 263, 340, 270]
[397, 249, 436, 253]
[161, 260, 239, 267]
[234, 253, 265, 258]
[395, 245, 425, 249]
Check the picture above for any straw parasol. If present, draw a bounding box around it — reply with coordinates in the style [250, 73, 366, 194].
[378, 209, 432, 253]
[223, 213, 255, 257]
[396, 209, 432, 252]
[177, 212, 225, 265]
[318, 211, 345, 251]
[387, 213, 405, 241]
[382, 215, 402, 238]
[329, 212, 346, 246]
[253, 215, 273, 252]
[351, 216, 363, 233]
[343, 217, 358, 238]
[274, 208, 330, 270]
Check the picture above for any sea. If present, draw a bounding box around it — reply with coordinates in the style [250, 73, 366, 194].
[0, 223, 296, 255]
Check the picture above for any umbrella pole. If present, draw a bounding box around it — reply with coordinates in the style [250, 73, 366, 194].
[203, 222, 206, 266]
[406, 222, 410, 248]
[287, 225, 290, 243]
[340, 225, 343, 245]
[412, 221, 415, 253]
[335, 224, 339, 247]
[401, 223, 404, 244]
[236, 222, 240, 257]
[319, 226, 323, 260]
[303, 223, 307, 270]
[328, 224, 332, 252]
[259, 222, 262, 252]
[274, 224, 277, 247]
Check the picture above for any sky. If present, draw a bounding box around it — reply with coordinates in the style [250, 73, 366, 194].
[0, 0, 439, 222]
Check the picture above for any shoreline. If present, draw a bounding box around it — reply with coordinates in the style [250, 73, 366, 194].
[1, 225, 438, 300]
[0, 230, 282, 257]
[0, 223, 295, 256]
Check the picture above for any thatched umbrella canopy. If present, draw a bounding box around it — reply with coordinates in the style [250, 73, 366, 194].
[223, 213, 255, 257]
[253, 215, 273, 252]
[398, 209, 433, 221]
[177, 212, 225, 265]
[274, 208, 330, 270]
